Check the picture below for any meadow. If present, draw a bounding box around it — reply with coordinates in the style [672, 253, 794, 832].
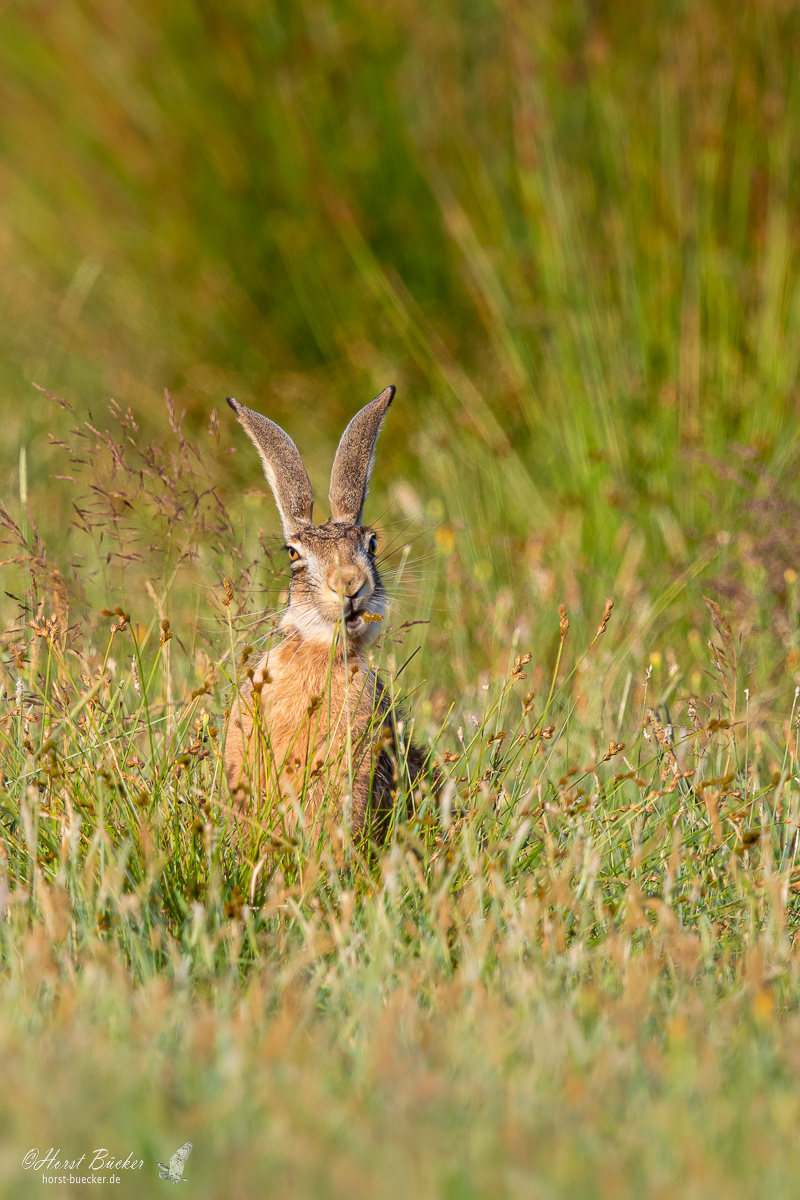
[3, 1, 800, 1195]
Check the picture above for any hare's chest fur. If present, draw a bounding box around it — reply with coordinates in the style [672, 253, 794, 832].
[225, 635, 384, 834]
[255, 637, 378, 752]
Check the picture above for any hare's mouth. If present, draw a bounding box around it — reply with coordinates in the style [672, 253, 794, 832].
[344, 607, 365, 632]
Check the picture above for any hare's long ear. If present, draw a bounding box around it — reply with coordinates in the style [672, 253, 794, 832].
[226, 398, 314, 537]
[328, 385, 395, 524]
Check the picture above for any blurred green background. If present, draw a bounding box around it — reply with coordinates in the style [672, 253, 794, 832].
[3, 0, 800, 699]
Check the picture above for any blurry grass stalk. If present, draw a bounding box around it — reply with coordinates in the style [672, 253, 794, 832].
[18, 445, 27, 545]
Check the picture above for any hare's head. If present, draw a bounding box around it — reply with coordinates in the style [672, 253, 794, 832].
[227, 386, 395, 646]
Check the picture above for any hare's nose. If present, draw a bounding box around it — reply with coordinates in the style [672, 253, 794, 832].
[327, 565, 364, 599]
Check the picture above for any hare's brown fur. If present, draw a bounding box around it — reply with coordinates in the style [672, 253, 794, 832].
[226, 634, 389, 837]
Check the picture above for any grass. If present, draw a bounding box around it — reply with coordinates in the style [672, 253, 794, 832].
[2, 0, 800, 1195]
[3, 396, 800, 1198]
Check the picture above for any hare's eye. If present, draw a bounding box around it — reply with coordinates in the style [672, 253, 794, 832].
[287, 546, 300, 562]
[368, 534, 377, 554]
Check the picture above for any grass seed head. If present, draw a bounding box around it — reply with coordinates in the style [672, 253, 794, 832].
[596, 597, 614, 637]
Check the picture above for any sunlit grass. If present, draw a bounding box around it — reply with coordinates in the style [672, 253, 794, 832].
[2, 393, 800, 1197]
[3, 1, 800, 1194]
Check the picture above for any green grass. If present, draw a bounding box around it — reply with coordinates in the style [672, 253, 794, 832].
[3, 1, 800, 1195]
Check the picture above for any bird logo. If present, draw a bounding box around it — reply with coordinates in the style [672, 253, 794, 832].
[157, 1142, 192, 1184]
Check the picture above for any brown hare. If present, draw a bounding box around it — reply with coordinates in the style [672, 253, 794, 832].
[224, 385, 426, 847]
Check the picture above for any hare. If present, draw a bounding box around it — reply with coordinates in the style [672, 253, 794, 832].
[224, 385, 426, 846]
